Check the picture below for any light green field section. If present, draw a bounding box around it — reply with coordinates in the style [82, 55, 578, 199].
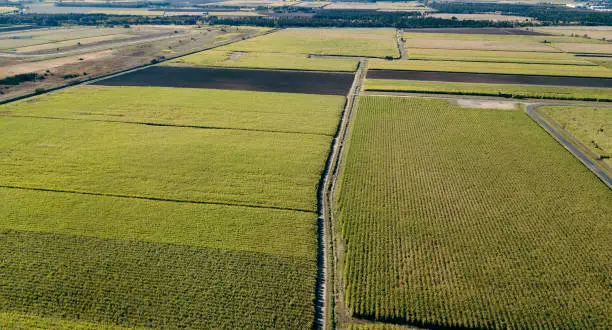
[336, 96, 612, 329]
[1, 86, 345, 135]
[404, 32, 607, 43]
[171, 50, 358, 71]
[540, 105, 612, 167]
[220, 28, 399, 58]
[0, 116, 329, 211]
[0, 230, 316, 329]
[0, 311, 139, 329]
[364, 79, 612, 101]
[0, 188, 316, 258]
[368, 59, 612, 78]
[406, 48, 595, 65]
[0, 84, 340, 328]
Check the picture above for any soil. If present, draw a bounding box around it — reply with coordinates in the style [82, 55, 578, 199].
[95, 66, 355, 95]
[367, 70, 612, 88]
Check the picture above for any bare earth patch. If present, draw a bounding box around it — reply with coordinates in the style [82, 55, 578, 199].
[0, 50, 114, 78]
[455, 99, 518, 110]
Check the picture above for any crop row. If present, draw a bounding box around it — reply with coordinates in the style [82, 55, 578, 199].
[335, 96, 611, 329]
[364, 79, 612, 101]
[0, 230, 316, 329]
[368, 59, 612, 78]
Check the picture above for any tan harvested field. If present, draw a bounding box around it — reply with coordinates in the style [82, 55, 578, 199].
[404, 37, 559, 52]
[205, 0, 300, 7]
[0, 6, 19, 13]
[0, 26, 268, 102]
[295, 1, 331, 8]
[87, 9, 164, 16]
[535, 26, 612, 41]
[406, 48, 594, 65]
[325, 1, 431, 11]
[429, 13, 535, 22]
[553, 42, 612, 54]
[0, 50, 114, 78]
[15, 34, 134, 53]
[207, 11, 263, 16]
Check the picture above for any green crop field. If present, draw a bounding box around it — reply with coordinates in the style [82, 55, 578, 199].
[0, 85, 344, 328]
[406, 48, 595, 66]
[1, 86, 344, 135]
[364, 79, 612, 101]
[336, 96, 611, 329]
[403, 32, 606, 44]
[170, 50, 358, 71]
[368, 59, 612, 78]
[540, 105, 612, 167]
[220, 28, 399, 58]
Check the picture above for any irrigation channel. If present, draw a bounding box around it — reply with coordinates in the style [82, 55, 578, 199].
[315, 59, 367, 329]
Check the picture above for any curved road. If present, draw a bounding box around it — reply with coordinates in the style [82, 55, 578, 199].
[525, 104, 611, 189]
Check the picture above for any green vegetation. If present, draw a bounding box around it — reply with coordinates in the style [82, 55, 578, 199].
[171, 50, 358, 71]
[336, 96, 611, 329]
[368, 59, 612, 78]
[0, 85, 343, 328]
[2, 86, 345, 135]
[1, 188, 316, 258]
[0, 229, 315, 329]
[0, 311, 141, 329]
[403, 32, 606, 44]
[364, 79, 612, 101]
[0, 116, 328, 211]
[540, 105, 612, 167]
[406, 48, 595, 66]
[221, 28, 399, 58]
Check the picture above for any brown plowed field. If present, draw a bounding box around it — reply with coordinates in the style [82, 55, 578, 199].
[95, 66, 354, 95]
[367, 70, 612, 88]
[404, 28, 550, 35]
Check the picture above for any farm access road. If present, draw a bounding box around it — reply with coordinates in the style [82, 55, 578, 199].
[526, 104, 612, 189]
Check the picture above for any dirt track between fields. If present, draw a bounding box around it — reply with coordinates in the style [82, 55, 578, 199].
[367, 70, 612, 88]
[95, 66, 355, 95]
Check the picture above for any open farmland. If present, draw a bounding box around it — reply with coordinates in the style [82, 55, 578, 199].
[0, 60, 347, 328]
[367, 70, 612, 88]
[220, 28, 399, 58]
[539, 105, 612, 168]
[0, 26, 268, 101]
[364, 79, 612, 101]
[335, 96, 611, 329]
[405, 48, 595, 65]
[368, 59, 612, 78]
[402, 32, 608, 53]
[535, 26, 612, 41]
[171, 50, 358, 71]
[428, 13, 534, 22]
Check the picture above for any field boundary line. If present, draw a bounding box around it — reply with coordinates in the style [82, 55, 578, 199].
[366, 68, 612, 80]
[525, 104, 612, 189]
[0, 114, 334, 137]
[0, 28, 280, 106]
[315, 58, 367, 330]
[0, 184, 317, 213]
